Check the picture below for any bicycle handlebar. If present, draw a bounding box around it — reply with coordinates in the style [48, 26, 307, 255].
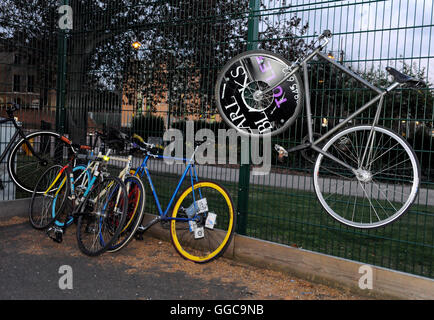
[76, 149, 112, 162]
[311, 29, 332, 53]
[1, 103, 20, 118]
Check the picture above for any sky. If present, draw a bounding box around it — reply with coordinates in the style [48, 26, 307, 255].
[1, 0, 432, 84]
[261, 0, 434, 83]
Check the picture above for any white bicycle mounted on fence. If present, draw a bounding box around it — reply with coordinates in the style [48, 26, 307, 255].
[215, 30, 424, 229]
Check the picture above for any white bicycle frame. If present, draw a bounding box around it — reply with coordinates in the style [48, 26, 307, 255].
[273, 35, 404, 173]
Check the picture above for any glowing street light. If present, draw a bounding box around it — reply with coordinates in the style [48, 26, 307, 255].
[132, 41, 142, 50]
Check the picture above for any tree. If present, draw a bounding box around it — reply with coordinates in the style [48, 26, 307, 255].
[0, 1, 59, 110]
[1, 1, 312, 142]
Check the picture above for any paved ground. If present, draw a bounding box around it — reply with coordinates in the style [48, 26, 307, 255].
[0, 216, 368, 301]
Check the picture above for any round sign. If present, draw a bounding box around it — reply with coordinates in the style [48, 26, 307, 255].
[215, 50, 303, 137]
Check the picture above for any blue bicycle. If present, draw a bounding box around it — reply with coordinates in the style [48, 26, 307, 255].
[129, 136, 236, 263]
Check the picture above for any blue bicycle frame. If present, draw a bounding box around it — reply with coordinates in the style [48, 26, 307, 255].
[133, 153, 203, 223]
[52, 157, 102, 227]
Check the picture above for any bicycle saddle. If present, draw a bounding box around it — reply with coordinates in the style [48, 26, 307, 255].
[385, 67, 425, 87]
[5, 102, 20, 116]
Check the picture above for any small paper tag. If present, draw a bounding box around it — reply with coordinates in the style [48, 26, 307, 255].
[188, 221, 197, 232]
[196, 198, 208, 214]
[205, 212, 217, 229]
[194, 226, 205, 239]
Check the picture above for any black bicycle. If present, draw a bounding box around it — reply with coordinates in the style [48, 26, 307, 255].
[0, 103, 73, 193]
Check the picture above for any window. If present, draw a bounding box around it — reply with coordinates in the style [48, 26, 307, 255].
[13, 75, 21, 92]
[27, 75, 34, 92]
[28, 54, 37, 65]
[14, 54, 21, 65]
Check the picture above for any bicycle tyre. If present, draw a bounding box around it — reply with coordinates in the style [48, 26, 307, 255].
[8, 131, 72, 194]
[215, 50, 304, 137]
[108, 174, 146, 253]
[76, 176, 128, 256]
[29, 165, 69, 230]
[313, 125, 420, 229]
[170, 180, 236, 263]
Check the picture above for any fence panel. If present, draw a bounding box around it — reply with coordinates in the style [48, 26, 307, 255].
[51, 0, 434, 279]
[0, 0, 432, 280]
[247, 0, 434, 279]
[0, 0, 60, 200]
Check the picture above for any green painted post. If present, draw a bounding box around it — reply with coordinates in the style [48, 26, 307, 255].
[236, 0, 260, 235]
[56, 1, 69, 136]
[247, 0, 260, 51]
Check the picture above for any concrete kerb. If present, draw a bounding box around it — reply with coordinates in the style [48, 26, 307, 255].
[0, 198, 35, 220]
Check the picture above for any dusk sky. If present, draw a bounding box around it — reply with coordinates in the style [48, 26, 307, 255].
[264, 0, 434, 83]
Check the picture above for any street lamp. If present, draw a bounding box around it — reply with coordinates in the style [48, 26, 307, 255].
[132, 41, 141, 50]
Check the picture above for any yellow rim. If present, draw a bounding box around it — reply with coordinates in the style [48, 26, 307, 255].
[170, 182, 234, 263]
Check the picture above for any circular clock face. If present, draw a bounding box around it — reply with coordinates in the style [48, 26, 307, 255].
[215, 51, 303, 137]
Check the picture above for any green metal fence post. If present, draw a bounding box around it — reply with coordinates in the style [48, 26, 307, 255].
[56, 0, 68, 136]
[236, 0, 260, 235]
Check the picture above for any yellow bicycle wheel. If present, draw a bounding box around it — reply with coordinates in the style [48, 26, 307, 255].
[170, 181, 235, 263]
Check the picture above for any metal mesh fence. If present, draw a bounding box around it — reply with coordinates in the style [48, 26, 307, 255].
[0, 1, 60, 200]
[0, 0, 433, 279]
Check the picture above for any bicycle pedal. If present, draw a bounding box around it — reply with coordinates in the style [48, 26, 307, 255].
[47, 227, 64, 243]
[54, 232, 63, 243]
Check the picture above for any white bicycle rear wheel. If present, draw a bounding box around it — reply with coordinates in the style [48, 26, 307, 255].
[313, 125, 420, 229]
